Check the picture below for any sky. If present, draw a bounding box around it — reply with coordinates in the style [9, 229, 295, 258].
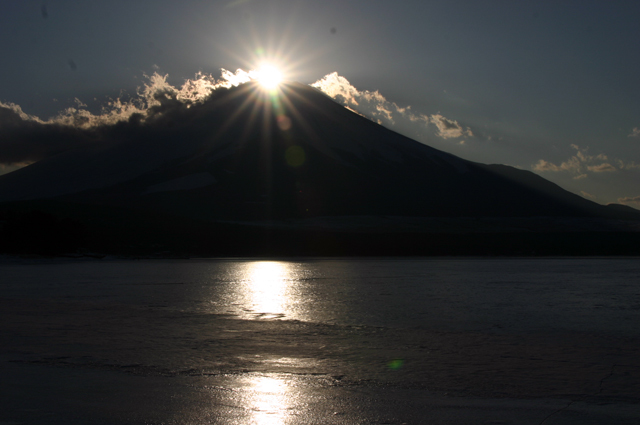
[1, 0, 639, 207]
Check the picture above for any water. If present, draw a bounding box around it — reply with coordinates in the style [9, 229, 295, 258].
[2, 257, 639, 336]
[2, 257, 640, 424]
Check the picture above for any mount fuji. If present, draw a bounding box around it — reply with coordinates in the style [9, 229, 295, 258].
[1, 81, 638, 255]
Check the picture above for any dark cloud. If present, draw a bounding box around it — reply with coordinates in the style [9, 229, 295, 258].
[0, 97, 194, 166]
[41, 5, 48, 19]
[0, 106, 93, 164]
[0, 70, 253, 167]
[67, 59, 77, 71]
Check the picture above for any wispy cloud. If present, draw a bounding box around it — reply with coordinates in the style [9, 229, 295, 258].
[618, 195, 640, 206]
[628, 127, 640, 138]
[532, 144, 629, 179]
[429, 114, 473, 139]
[532, 159, 568, 172]
[581, 191, 596, 200]
[616, 160, 640, 170]
[587, 163, 617, 173]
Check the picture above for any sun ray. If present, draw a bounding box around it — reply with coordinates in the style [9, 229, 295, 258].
[210, 84, 262, 144]
[276, 84, 329, 147]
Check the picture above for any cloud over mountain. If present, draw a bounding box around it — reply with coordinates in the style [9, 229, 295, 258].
[311, 72, 472, 142]
[1, 69, 478, 172]
[0, 70, 254, 167]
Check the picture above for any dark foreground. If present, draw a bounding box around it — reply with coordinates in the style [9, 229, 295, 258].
[2, 295, 639, 424]
[2, 202, 640, 257]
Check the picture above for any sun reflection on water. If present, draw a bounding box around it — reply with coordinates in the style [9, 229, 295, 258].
[245, 261, 291, 318]
[248, 376, 290, 425]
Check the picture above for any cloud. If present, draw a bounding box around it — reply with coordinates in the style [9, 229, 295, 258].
[628, 127, 640, 138]
[587, 163, 616, 172]
[617, 160, 640, 170]
[0, 69, 258, 166]
[532, 144, 626, 178]
[429, 114, 473, 139]
[581, 191, 596, 200]
[311, 72, 398, 125]
[618, 196, 640, 206]
[531, 159, 558, 172]
[2, 69, 478, 171]
[532, 156, 581, 173]
[311, 72, 471, 141]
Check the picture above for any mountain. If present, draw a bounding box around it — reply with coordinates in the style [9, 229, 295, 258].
[0, 82, 638, 256]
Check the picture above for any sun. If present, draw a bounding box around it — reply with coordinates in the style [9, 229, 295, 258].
[254, 64, 283, 90]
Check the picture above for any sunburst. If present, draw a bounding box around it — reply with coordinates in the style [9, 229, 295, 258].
[254, 64, 283, 90]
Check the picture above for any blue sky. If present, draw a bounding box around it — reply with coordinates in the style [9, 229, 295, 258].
[1, 0, 639, 206]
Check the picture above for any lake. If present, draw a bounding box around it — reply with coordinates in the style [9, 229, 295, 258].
[3, 257, 640, 334]
[1, 257, 639, 424]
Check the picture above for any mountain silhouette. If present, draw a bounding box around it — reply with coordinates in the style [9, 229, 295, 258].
[0, 81, 638, 255]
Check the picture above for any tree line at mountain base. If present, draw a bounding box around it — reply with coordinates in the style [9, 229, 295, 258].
[1, 203, 639, 257]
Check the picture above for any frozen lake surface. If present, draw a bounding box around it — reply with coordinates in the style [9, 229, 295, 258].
[3, 257, 640, 335]
[1, 257, 639, 424]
